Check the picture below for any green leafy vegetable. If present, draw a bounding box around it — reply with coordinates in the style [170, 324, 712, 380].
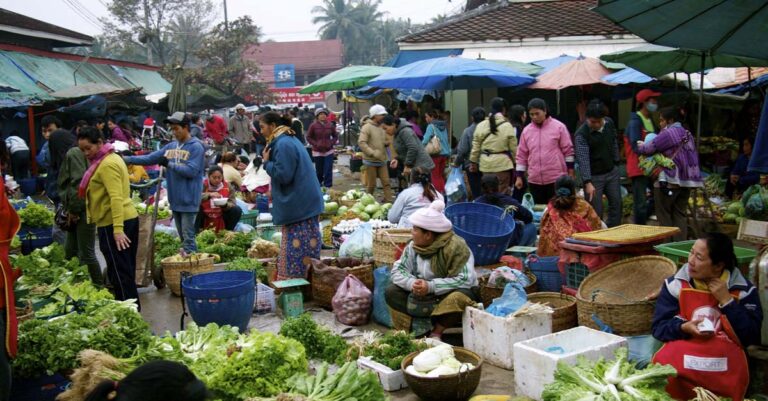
[275, 361, 387, 401]
[226, 257, 268, 283]
[153, 231, 182, 267]
[17, 202, 54, 228]
[363, 331, 428, 371]
[195, 229, 255, 263]
[279, 314, 348, 364]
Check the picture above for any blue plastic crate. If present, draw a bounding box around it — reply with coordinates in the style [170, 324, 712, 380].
[527, 254, 563, 292]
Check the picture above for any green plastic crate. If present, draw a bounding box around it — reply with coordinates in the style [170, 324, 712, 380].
[240, 210, 259, 226]
[654, 240, 757, 275]
[565, 262, 590, 289]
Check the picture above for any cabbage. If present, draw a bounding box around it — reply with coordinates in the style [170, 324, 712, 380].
[324, 202, 339, 213]
[337, 206, 349, 216]
[358, 212, 370, 222]
[364, 204, 380, 215]
[271, 232, 282, 245]
[413, 348, 443, 372]
[360, 194, 375, 206]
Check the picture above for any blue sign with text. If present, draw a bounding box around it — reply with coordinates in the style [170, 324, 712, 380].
[274, 64, 295, 88]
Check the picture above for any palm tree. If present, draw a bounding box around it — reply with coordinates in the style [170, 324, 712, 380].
[312, 0, 384, 65]
[312, 0, 364, 41]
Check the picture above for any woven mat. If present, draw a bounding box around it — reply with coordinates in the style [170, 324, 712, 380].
[571, 224, 680, 245]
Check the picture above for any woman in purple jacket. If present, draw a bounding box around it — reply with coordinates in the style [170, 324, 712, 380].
[637, 107, 702, 241]
[305, 108, 338, 189]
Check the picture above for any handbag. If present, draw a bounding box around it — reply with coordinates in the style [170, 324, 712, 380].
[425, 134, 442, 155]
[54, 204, 75, 232]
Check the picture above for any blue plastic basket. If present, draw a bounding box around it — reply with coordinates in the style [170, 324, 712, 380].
[445, 202, 515, 265]
[527, 254, 563, 292]
[182, 271, 255, 332]
[17, 226, 53, 255]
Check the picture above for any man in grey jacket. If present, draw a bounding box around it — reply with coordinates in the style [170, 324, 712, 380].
[229, 104, 254, 151]
[381, 115, 434, 181]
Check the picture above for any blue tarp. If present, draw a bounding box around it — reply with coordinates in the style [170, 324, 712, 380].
[532, 55, 577, 74]
[602, 67, 654, 85]
[384, 49, 463, 68]
[716, 74, 768, 95]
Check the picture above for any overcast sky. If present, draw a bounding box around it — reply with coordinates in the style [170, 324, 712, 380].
[1, 0, 460, 41]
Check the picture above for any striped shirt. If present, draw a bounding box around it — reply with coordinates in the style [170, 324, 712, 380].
[391, 242, 477, 295]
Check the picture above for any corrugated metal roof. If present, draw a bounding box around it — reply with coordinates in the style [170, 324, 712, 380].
[112, 65, 171, 95]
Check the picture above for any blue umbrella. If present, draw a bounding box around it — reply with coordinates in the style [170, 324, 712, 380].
[601, 67, 654, 85]
[748, 96, 768, 174]
[532, 55, 577, 74]
[367, 56, 535, 90]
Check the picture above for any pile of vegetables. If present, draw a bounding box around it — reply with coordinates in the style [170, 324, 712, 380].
[17, 201, 54, 228]
[225, 257, 268, 283]
[699, 136, 738, 154]
[639, 154, 676, 177]
[278, 314, 348, 365]
[333, 218, 393, 234]
[703, 174, 725, 197]
[721, 200, 747, 224]
[405, 344, 475, 378]
[248, 237, 280, 258]
[250, 361, 387, 401]
[541, 347, 677, 401]
[336, 189, 393, 221]
[196, 229, 255, 263]
[133, 193, 171, 219]
[740, 184, 768, 221]
[357, 331, 428, 371]
[153, 231, 182, 267]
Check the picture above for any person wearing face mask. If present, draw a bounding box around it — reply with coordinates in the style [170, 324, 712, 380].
[625, 89, 661, 225]
[123, 112, 206, 256]
[652, 232, 762, 401]
[574, 99, 621, 227]
[514, 98, 575, 204]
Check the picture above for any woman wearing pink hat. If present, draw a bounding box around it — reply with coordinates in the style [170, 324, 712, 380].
[386, 200, 479, 339]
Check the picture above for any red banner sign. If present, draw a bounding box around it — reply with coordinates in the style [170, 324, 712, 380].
[269, 87, 326, 105]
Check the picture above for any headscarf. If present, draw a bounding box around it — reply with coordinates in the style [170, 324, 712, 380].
[48, 129, 77, 171]
[78, 143, 115, 198]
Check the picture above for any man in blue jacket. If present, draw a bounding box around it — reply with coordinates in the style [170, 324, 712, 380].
[124, 112, 206, 254]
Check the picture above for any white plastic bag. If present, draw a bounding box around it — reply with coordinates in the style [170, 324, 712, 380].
[332, 274, 372, 326]
[338, 222, 373, 259]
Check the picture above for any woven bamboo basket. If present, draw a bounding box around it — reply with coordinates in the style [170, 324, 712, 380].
[311, 261, 374, 309]
[161, 254, 216, 296]
[340, 199, 357, 208]
[372, 228, 412, 266]
[478, 271, 538, 307]
[389, 306, 412, 331]
[528, 292, 577, 332]
[576, 255, 676, 336]
[571, 224, 680, 245]
[401, 347, 483, 401]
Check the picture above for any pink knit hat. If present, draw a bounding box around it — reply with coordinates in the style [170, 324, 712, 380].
[409, 200, 452, 233]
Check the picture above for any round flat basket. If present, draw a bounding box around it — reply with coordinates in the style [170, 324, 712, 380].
[528, 292, 577, 333]
[401, 347, 483, 401]
[576, 255, 676, 336]
[478, 271, 538, 307]
[162, 254, 216, 296]
[372, 228, 412, 266]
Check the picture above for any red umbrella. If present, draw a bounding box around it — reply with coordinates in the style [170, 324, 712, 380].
[530, 56, 613, 89]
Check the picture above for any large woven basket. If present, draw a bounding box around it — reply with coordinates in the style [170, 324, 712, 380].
[571, 224, 680, 245]
[310, 258, 374, 309]
[162, 254, 216, 296]
[478, 271, 538, 307]
[401, 347, 483, 401]
[372, 228, 412, 266]
[528, 292, 577, 333]
[576, 255, 676, 336]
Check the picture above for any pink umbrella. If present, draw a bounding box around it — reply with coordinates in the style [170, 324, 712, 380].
[530, 56, 613, 89]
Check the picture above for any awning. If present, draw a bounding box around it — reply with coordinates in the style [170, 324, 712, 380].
[112, 65, 172, 96]
[384, 49, 463, 68]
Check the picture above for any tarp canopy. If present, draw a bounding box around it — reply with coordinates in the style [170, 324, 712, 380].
[529, 57, 613, 89]
[384, 49, 463, 68]
[601, 67, 653, 85]
[299, 65, 394, 94]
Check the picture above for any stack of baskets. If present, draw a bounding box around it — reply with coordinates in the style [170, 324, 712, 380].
[162, 254, 216, 296]
[372, 228, 412, 266]
[576, 255, 676, 336]
[527, 292, 577, 332]
[445, 203, 515, 266]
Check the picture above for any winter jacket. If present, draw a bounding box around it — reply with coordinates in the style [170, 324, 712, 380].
[229, 115, 253, 145]
[515, 117, 574, 185]
[469, 114, 518, 173]
[83, 153, 138, 233]
[652, 264, 763, 348]
[264, 128, 324, 226]
[111, 126, 130, 143]
[358, 121, 389, 163]
[625, 111, 658, 178]
[124, 137, 206, 213]
[392, 119, 434, 171]
[574, 118, 620, 182]
[58, 147, 88, 215]
[454, 123, 477, 169]
[205, 115, 228, 145]
[421, 120, 451, 157]
[306, 120, 338, 154]
[637, 123, 703, 188]
[388, 183, 444, 228]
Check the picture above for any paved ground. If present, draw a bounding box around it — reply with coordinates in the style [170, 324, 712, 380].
[134, 164, 518, 400]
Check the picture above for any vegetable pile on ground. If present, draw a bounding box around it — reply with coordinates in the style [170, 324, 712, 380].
[196, 229, 255, 263]
[279, 314, 348, 365]
[740, 184, 768, 220]
[248, 237, 280, 258]
[359, 331, 429, 371]
[337, 189, 392, 221]
[698, 136, 738, 154]
[703, 174, 725, 197]
[133, 194, 172, 219]
[17, 201, 54, 228]
[153, 231, 182, 266]
[541, 347, 676, 401]
[639, 154, 676, 177]
[226, 257, 268, 283]
[405, 344, 475, 378]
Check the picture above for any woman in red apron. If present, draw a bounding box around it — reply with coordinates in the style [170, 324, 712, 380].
[199, 166, 240, 232]
[652, 232, 763, 401]
[1, 172, 21, 400]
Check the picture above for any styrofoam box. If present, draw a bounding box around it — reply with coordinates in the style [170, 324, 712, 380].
[357, 357, 407, 391]
[513, 326, 628, 400]
[462, 306, 552, 370]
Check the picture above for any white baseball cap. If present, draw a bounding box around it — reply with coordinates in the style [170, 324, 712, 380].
[369, 104, 387, 116]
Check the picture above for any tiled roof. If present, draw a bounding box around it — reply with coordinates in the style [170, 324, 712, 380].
[0, 8, 93, 43]
[400, 0, 630, 44]
[243, 39, 344, 75]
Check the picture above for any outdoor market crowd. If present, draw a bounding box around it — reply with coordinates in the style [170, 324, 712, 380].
[0, 88, 763, 400]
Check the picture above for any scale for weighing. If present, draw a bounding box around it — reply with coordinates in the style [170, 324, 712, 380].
[272, 278, 310, 318]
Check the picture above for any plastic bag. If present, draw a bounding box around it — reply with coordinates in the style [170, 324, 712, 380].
[332, 274, 372, 326]
[522, 192, 535, 211]
[339, 222, 373, 259]
[445, 167, 467, 205]
[372, 266, 393, 327]
[486, 281, 527, 317]
[487, 266, 530, 289]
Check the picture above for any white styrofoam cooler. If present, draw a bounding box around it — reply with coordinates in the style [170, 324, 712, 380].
[462, 306, 552, 370]
[357, 357, 407, 391]
[513, 326, 628, 400]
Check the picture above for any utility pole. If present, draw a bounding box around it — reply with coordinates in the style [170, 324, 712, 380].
[223, 0, 229, 32]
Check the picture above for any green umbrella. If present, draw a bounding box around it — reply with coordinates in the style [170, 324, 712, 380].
[485, 60, 544, 76]
[168, 66, 186, 114]
[299, 65, 394, 94]
[594, 0, 768, 61]
[600, 44, 766, 77]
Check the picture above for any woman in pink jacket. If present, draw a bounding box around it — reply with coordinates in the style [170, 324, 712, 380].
[515, 98, 575, 204]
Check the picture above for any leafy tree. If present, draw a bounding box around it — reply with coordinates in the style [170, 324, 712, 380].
[187, 16, 271, 102]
